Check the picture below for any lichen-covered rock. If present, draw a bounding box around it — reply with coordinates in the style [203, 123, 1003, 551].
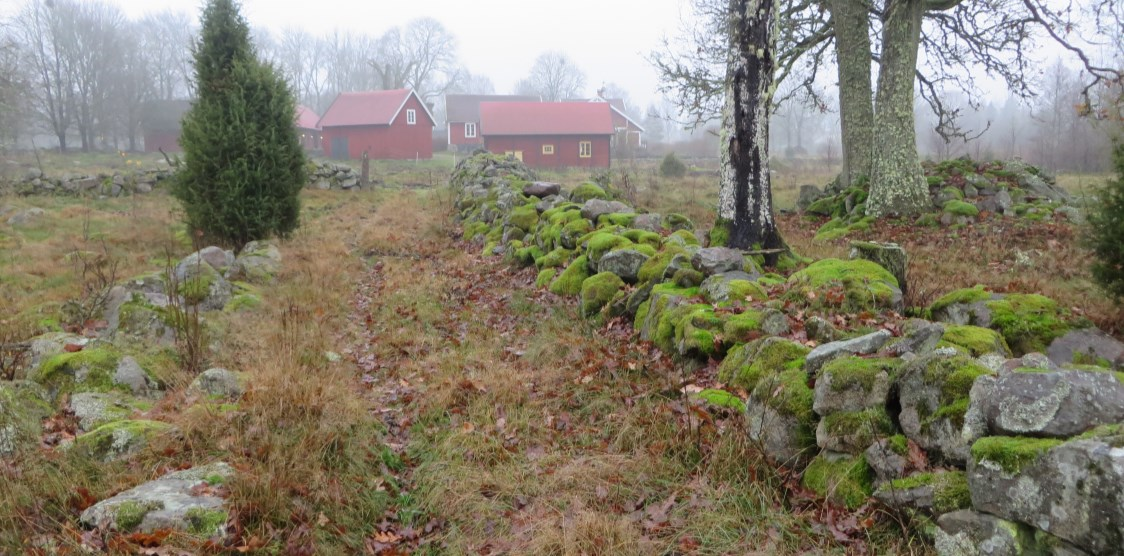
[1046, 328, 1124, 369]
[961, 369, 1124, 441]
[25, 332, 88, 373]
[865, 436, 910, 483]
[30, 346, 127, 402]
[6, 207, 45, 226]
[967, 432, 1123, 555]
[225, 240, 282, 284]
[74, 419, 174, 461]
[113, 356, 161, 397]
[175, 247, 234, 281]
[80, 462, 233, 537]
[112, 292, 177, 346]
[873, 470, 970, 516]
[699, 271, 766, 304]
[691, 247, 748, 276]
[886, 319, 945, 356]
[0, 381, 52, 457]
[934, 510, 1087, 556]
[630, 213, 663, 232]
[580, 199, 632, 223]
[816, 407, 895, 453]
[801, 452, 873, 509]
[718, 337, 809, 391]
[69, 392, 148, 432]
[814, 357, 900, 415]
[804, 316, 837, 344]
[788, 258, 902, 312]
[804, 329, 892, 376]
[595, 249, 649, 284]
[746, 369, 818, 466]
[929, 286, 996, 326]
[188, 368, 247, 400]
[849, 241, 908, 296]
[897, 352, 994, 464]
[579, 272, 626, 318]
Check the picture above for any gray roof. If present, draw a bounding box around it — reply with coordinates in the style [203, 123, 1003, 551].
[445, 94, 540, 123]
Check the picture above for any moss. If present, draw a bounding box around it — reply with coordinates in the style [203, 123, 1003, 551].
[585, 232, 634, 263]
[463, 221, 489, 240]
[32, 347, 123, 401]
[481, 241, 498, 256]
[930, 285, 991, 314]
[971, 436, 1063, 474]
[719, 338, 810, 391]
[754, 368, 816, 426]
[802, 454, 873, 510]
[537, 248, 574, 269]
[621, 229, 661, 248]
[571, 182, 608, 202]
[942, 325, 1011, 357]
[184, 508, 227, 537]
[114, 500, 160, 531]
[507, 204, 540, 232]
[178, 272, 215, 306]
[943, 200, 980, 217]
[722, 310, 764, 344]
[75, 419, 173, 459]
[887, 471, 970, 514]
[723, 280, 768, 304]
[1076, 423, 1124, 448]
[920, 355, 993, 429]
[814, 217, 876, 241]
[669, 229, 699, 246]
[664, 213, 694, 231]
[985, 294, 1071, 354]
[535, 268, 558, 288]
[821, 357, 901, 392]
[887, 434, 909, 455]
[653, 303, 725, 357]
[787, 258, 899, 311]
[914, 213, 940, 227]
[512, 245, 543, 267]
[597, 213, 636, 227]
[672, 268, 704, 288]
[821, 407, 895, 447]
[805, 196, 842, 216]
[223, 293, 261, 313]
[1071, 351, 1113, 368]
[580, 272, 626, 317]
[940, 186, 963, 199]
[697, 389, 746, 413]
[708, 218, 731, 247]
[549, 255, 590, 296]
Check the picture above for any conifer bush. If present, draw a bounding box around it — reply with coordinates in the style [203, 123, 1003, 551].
[1087, 139, 1124, 302]
[659, 151, 687, 178]
[173, 0, 306, 250]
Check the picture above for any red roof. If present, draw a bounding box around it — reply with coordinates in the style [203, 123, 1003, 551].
[318, 89, 434, 128]
[479, 102, 614, 136]
[295, 105, 320, 130]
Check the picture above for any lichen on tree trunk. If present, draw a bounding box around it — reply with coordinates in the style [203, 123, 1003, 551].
[866, 0, 930, 217]
[716, 0, 786, 264]
[827, 0, 874, 186]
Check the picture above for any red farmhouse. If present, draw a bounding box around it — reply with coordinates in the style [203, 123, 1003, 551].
[568, 97, 646, 149]
[318, 89, 435, 160]
[295, 105, 322, 151]
[141, 100, 191, 153]
[478, 102, 614, 169]
[444, 94, 539, 152]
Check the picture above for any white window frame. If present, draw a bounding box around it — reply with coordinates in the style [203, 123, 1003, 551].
[465, 122, 477, 138]
[579, 141, 592, 158]
[542, 144, 554, 155]
[406, 109, 417, 125]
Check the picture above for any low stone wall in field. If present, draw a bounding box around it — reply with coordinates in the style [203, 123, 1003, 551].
[451, 152, 1124, 556]
[2, 167, 174, 197]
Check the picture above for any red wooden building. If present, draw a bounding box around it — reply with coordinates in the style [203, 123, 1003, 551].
[478, 102, 614, 169]
[295, 105, 322, 151]
[141, 100, 191, 153]
[318, 89, 435, 160]
[567, 97, 646, 149]
[445, 94, 539, 152]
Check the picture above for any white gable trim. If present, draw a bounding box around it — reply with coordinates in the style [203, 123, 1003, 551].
[389, 89, 436, 126]
[609, 105, 645, 133]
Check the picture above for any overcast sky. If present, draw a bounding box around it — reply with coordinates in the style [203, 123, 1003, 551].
[83, 0, 689, 110]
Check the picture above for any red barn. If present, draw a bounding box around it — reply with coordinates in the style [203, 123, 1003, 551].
[567, 97, 646, 149]
[296, 105, 322, 151]
[445, 94, 539, 152]
[479, 102, 614, 169]
[318, 89, 435, 160]
[141, 100, 191, 153]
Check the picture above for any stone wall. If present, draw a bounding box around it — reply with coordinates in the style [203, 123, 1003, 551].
[2, 167, 174, 197]
[451, 153, 1124, 556]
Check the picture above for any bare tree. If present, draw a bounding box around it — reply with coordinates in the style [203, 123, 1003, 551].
[140, 10, 195, 100]
[368, 18, 462, 101]
[69, 1, 127, 151]
[14, 0, 78, 152]
[515, 51, 587, 102]
[0, 22, 31, 149]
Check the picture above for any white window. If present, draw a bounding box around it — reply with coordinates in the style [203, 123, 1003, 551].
[542, 144, 554, 155]
[465, 122, 477, 138]
[579, 141, 592, 158]
[406, 109, 417, 125]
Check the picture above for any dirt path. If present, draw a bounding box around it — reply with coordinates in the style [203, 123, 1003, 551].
[343, 191, 922, 555]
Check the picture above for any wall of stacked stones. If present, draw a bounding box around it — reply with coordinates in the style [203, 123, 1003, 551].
[451, 153, 1124, 556]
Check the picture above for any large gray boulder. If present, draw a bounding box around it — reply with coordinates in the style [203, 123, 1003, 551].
[225, 240, 282, 284]
[849, 241, 907, 296]
[962, 370, 1124, 441]
[968, 431, 1123, 555]
[595, 249, 649, 284]
[699, 271, 763, 304]
[69, 392, 148, 432]
[113, 356, 161, 397]
[1019, 173, 1069, 203]
[935, 510, 1088, 556]
[813, 357, 898, 415]
[523, 181, 561, 198]
[803, 330, 892, 376]
[80, 462, 234, 537]
[6, 207, 45, 226]
[885, 319, 945, 356]
[630, 213, 663, 232]
[797, 184, 824, 211]
[897, 352, 993, 465]
[580, 199, 632, 223]
[1046, 328, 1124, 369]
[746, 401, 814, 467]
[188, 368, 247, 400]
[175, 247, 235, 281]
[691, 247, 749, 277]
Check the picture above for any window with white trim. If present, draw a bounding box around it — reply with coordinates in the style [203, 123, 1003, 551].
[579, 141, 592, 158]
[542, 144, 554, 155]
[406, 109, 417, 125]
[465, 122, 477, 138]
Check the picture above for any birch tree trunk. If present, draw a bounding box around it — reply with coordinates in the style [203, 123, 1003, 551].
[827, 0, 874, 186]
[716, 0, 786, 263]
[866, 0, 930, 217]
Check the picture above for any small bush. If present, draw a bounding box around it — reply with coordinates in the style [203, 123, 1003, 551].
[659, 152, 687, 178]
[1086, 139, 1124, 303]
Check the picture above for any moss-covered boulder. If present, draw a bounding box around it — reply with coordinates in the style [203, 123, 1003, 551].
[80, 462, 234, 537]
[506, 203, 539, 232]
[746, 369, 818, 466]
[813, 357, 901, 415]
[549, 255, 591, 296]
[941, 325, 1012, 357]
[650, 303, 725, 358]
[74, 419, 174, 462]
[635, 283, 697, 343]
[984, 293, 1072, 355]
[935, 510, 1089, 556]
[801, 453, 873, 509]
[718, 337, 809, 391]
[874, 470, 970, 516]
[68, 391, 151, 432]
[928, 285, 996, 326]
[0, 381, 53, 457]
[699, 272, 767, 305]
[570, 182, 609, 203]
[31, 346, 129, 403]
[816, 407, 895, 454]
[225, 240, 282, 284]
[897, 352, 994, 464]
[112, 292, 177, 346]
[787, 258, 902, 312]
[1046, 328, 1124, 369]
[579, 272, 626, 318]
[188, 368, 248, 400]
[596, 249, 650, 284]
